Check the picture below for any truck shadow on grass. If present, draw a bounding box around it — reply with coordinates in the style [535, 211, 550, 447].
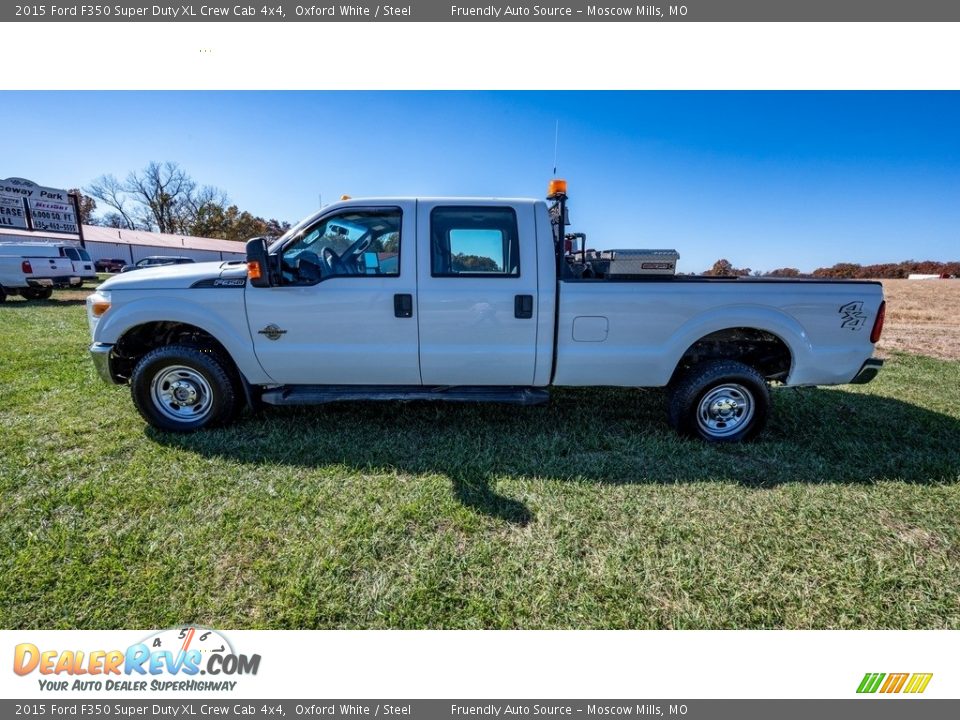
[0, 297, 89, 307]
[150, 386, 960, 524]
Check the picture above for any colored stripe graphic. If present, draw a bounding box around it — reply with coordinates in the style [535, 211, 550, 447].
[904, 674, 934, 694]
[880, 673, 909, 693]
[857, 672, 932, 694]
[857, 673, 885, 693]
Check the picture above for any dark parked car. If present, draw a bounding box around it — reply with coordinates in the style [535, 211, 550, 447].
[95, 258, 128, 273]
[121, 256, 196, 273]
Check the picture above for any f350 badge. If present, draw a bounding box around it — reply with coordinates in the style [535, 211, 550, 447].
[839, 301, 868, 331]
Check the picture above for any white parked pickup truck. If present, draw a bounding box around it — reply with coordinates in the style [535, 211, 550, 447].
[0, 252, 81, 301]
[86, 182, 886, 442]
[0, 241, 97, 282]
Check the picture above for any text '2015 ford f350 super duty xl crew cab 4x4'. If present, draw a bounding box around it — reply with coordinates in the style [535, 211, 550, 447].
[86, 180, 886, 442]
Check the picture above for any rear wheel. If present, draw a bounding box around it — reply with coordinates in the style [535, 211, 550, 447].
[668, 360, 770, 442]
[131, 345, 239, 432]
[0, 287, 7, 303]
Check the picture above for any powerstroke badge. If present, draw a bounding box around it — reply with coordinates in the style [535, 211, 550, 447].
[839, 301, 868, 331]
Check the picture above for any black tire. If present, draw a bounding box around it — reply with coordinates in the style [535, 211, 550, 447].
[21, 287, 53, 300]
[131, 344, 239, 433]
[668, 360, 770, 442]
[0, 287, 6, 303]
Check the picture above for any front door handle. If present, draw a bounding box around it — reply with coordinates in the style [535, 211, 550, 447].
[394, 293, 413, 318]
[514, 294, 534, 319]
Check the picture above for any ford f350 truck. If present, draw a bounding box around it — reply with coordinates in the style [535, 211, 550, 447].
[86, 181, 886, 442]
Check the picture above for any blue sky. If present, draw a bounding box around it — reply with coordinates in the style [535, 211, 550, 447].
[2, 91, 958, 273]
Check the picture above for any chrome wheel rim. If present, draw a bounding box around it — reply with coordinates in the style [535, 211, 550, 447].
[696, 383, 755, 438]
[150, 365, 213, 423]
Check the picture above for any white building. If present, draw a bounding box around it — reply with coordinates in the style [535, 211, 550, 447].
[0, 224, 247, 264]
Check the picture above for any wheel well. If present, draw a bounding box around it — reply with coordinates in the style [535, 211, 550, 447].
[111, 322, 237, 383]
[673, 327, 792, 383]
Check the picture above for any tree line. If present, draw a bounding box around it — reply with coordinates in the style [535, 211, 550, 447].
[702, 258, 959, 278]
[75, 161, 291, 242]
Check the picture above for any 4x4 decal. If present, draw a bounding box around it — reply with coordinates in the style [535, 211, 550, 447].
[839, 300, 868, 331]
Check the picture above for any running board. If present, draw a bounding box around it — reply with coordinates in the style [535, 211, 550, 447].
[260, 385, 550, 407]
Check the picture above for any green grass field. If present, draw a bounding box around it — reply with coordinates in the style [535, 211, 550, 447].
[1, 296, 959, 629]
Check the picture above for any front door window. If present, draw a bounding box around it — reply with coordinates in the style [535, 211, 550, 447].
[280, 209, 401, 285]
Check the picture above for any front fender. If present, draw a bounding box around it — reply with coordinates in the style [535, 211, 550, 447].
[94, 292, 270, 384]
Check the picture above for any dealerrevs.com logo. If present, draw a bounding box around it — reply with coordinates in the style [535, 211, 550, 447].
[13, 627, 261, 693]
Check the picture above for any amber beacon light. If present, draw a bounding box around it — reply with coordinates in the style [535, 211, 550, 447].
[547, 178, 567, 199]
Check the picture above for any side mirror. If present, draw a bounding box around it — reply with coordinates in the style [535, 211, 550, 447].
[245, 237, 272, 288]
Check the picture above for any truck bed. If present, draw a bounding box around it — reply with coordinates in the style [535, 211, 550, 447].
[553, 276, 884, 388]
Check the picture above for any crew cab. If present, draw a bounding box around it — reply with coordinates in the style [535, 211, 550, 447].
[86, 182, 886, 442]
[1, 251, 81, 301]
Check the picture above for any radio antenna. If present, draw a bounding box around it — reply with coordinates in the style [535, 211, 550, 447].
[552, 120, 560, 176]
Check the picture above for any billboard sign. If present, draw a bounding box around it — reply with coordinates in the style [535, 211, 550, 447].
[0, 194, 28, 229]
[0, 177, 79, 234]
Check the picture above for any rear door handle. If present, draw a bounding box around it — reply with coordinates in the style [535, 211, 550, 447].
[394, 293, 413, 318]
[514, 294, 534, 319]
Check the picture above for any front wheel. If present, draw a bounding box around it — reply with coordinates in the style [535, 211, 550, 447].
[131, 345, 240, 432]
[668, 360, 770, 442]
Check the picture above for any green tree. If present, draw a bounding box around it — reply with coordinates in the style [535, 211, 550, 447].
[452, 253, 500, 272]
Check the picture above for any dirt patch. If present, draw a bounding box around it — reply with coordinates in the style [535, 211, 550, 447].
[877, 279, 960, 361]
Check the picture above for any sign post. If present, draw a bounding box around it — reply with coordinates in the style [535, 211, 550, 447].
[69, 191, 87, 248]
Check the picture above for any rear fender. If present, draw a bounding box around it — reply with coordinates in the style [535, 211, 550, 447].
[665, 305, 812, 384]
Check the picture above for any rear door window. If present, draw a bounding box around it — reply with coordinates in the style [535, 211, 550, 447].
[430, 207, 520, 277]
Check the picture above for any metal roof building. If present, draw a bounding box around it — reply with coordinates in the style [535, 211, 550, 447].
[0, 225, 247, 264]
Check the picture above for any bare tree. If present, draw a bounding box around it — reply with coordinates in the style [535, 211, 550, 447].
[127, 161, 197, 234]
[100, 212, 131, 229]
[85, 162, 228, 234]
[86, 174, 138, 230]
[84, 162, 291, 241]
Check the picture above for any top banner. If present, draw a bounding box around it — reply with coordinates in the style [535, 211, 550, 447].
[6, 0, 960, 22]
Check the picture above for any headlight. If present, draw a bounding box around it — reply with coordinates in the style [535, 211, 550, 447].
[89, 290, 111, 317]
[86, 291, 111, 337]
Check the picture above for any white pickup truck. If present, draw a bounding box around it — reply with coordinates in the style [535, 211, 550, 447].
[0, 252, 81, 301]
[86, 182, 886, 442]
[0, 241, 98, 282]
